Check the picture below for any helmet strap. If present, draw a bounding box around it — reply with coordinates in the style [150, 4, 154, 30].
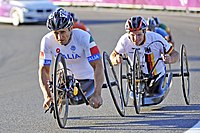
[63, 32, 72, 46]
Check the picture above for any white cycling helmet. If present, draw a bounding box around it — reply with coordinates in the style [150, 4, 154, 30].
[47, 8, 73, 31]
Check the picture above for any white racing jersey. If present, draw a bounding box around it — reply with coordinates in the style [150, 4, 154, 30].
[39, 29, 101, 79]
[115, 31, 173, 79]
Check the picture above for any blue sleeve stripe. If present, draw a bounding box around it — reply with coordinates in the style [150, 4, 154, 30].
[87, 53, 101, 62]
[39, 59, 52, 66]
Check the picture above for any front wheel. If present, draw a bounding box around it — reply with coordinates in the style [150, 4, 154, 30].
[132, 49, 142, 114]
[53, 53, 69, 128]
[103, 51, 125, 117]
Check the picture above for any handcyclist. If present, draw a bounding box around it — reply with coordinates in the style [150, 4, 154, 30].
[110, 16, 179, 95]
[38, 8, 104, 110]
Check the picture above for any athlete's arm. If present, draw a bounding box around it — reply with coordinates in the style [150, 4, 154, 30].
[90, 59, 104, 96]
[38, 65, 52, 108]
[89, 59, 104, 109]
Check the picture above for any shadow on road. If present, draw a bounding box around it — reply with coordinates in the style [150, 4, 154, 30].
[61, 104, 200, 130]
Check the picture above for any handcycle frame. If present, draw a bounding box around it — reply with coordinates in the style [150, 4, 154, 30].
[103, 44, 190, 115]
[46, 53, 94, 128]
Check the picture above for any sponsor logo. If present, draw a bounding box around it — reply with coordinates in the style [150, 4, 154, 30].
[56, 48, 60, 53]
[70, 45, 76, 51]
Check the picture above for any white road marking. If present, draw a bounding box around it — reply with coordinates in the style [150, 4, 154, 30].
[185, 121, 200, 133]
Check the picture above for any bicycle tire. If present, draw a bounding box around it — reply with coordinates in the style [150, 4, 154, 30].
[53, 53, 69, 128]
[180, 44, 190, 105]
[103, 51, 125, 117]
[132, 49, 142, 114]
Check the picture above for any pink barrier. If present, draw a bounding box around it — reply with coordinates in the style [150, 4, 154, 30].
[164, 0, 187, 7]
[134, 0, 163, 5]
[188, 0, 200, 8]
[51, 0, 200, 11]
[96, 0, 118, 4]
[117, 0, 133, 4]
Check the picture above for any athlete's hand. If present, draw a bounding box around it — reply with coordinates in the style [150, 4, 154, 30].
[163, 54, 173, 64]
[43, 96, 53, 110]
[111, 54, 123, 66]
[89, 94, 103, 109]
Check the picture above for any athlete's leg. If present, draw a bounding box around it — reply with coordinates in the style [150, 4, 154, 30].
[70, 79, 94, 105]
[78, 79, 95, 99]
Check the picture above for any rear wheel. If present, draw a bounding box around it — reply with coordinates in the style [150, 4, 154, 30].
[53, 53, 69, 128]
[180, 44, 190, 105]
[103, 51, 125, 117]
[132, 49, 142, 114]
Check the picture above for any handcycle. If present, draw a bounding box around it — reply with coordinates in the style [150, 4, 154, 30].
[45, 53, 102, 128]
[45, 53, 112, 128]
[102, 44, 190, 115]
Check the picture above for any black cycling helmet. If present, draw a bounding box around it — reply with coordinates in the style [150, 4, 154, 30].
[152, 16, 160, 25]
[70, 12, 78, 22]
[125, 16, 147, 32]
[47, 8, 73, 31]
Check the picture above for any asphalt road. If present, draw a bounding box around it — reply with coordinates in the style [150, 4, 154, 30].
[0, 7, 200, 133]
